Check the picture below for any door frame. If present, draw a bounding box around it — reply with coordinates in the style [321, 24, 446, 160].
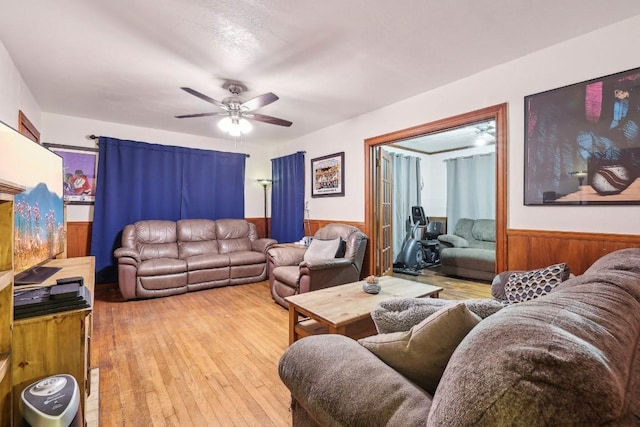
[363, 103, 508, 276]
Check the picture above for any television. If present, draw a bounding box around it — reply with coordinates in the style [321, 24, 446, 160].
[0, 120, 65, 284]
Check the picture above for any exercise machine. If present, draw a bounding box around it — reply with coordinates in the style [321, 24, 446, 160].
[392, 206, 443, 275]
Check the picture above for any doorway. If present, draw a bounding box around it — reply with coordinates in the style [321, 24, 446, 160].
[364, 104, 508, 276]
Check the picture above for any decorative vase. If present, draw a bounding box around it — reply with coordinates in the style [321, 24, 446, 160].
[362, 276, 381, 294]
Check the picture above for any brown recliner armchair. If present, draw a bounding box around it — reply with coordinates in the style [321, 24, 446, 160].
[267, 223, 368, 308]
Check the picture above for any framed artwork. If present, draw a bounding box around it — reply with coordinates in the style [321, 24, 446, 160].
[43, 143, 98, 205]
[524, 66, 640, 205]
[311, 152, 345, 197]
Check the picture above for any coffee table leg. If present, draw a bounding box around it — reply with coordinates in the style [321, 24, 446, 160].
[289, 305, 298, 345]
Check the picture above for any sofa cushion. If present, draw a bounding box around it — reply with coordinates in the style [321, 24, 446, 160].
[184, 253, 229, 270]
[228, 251, 266, 266]
[471, 219, 496, 242]
[372, 298, 503, 334]
[272, 265, 301, 286]
[137, 258, 187, 276]
[359, 303, 481, 395]
[133, 220, 179, 260]
[503, 262, 569, 304]
[216, 219, 253, 253]
[303, 238, 344, 261]
[177, 219, 219, 258]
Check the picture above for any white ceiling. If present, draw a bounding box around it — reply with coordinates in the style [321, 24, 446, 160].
[2, 1, 640, 144]
[392, 119, 496, 154]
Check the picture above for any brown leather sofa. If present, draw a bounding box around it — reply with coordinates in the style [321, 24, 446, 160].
[267, 223, 368, 308]
[114, 219, 277, 300]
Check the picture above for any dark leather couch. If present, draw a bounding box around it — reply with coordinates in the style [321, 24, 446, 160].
[267, 223, 368, 308]
[114, 219, 277, 300]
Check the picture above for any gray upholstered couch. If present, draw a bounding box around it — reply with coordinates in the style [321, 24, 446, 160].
[437, 218, 495, 281]
[279, 248, 640, 426]
[114, 219, 276, 300]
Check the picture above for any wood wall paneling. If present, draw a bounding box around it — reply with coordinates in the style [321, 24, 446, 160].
[506, 229, 640, 275]
[66, 218, 639, 277]
[64, 218, 366, 258]
[66, 221, 93, 258]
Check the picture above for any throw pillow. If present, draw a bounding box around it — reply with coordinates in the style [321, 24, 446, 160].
[503, 262, 570, 304]
[358, 303, 481, 395]
[303, 238, 344, 261]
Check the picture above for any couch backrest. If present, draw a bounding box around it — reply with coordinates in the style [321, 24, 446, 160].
[177, 219, 219, 258]
[215, 219, 255, 254]
[314, 223, 368, 273]
[124, 220, 179, 261]
[453, 218, 495, 249]
[428, 248, 640, 426]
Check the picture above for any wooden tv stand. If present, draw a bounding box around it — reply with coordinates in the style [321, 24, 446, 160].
[11, 256, 95, 426]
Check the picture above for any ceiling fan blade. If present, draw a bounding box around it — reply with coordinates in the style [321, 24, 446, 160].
[180, 87, 227, 109]
[175, 112, 227, 119]
[241, 92, 279, 111]
[245, 112, 293, 127]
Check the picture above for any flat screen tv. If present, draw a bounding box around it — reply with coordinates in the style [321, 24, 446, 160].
[0, 120, 65, 284]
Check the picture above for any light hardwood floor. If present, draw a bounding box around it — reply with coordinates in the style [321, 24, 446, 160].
[93, 270, 491, 426]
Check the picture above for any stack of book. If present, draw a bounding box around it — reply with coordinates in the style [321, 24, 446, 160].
[14, 282, 92, 320]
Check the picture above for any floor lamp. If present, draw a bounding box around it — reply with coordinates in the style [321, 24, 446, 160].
[257, 179, 272, 237]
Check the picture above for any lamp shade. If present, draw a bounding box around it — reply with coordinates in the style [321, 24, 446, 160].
[217, 116, 232, 132]
[218, 116, 252, 136]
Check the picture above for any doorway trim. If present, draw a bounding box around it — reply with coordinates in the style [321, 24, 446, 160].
[364, 103, 508, 276]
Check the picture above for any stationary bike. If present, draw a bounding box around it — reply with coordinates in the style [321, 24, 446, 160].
[392, 206, 443, 274]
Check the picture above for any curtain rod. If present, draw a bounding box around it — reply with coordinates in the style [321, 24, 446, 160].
[88, 134, 251, 157]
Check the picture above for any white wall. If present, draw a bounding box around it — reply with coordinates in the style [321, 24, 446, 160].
[0, 40, 41, 132]
[4, 16, 640, 235]
[277, 15, 640, 235]
[41, 113, 275, 221]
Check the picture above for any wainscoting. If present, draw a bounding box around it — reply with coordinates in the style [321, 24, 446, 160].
[65, 218, 367, 258]
[65, 220, 639, 277]
[67, 221, 92, 258]
[506, 229, 640, 275]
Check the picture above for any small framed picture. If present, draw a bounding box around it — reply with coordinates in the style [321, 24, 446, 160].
[311, 152, 345, 197]
[43, 143, 99, 205]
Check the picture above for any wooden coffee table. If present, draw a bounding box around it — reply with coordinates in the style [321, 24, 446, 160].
[284, 276, 443, 344]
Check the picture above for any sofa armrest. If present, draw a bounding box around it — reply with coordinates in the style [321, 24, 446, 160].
[299, 258, 359, 293]
[299, 257, 352, 271]
[267, 246, 306, 267]
[252, 238, 278, 254]
[114, 247, 141, 263]
[437, 234, 469, 248]
[279, 334, 431, 426]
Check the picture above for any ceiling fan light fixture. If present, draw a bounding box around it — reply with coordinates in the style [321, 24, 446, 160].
[228, 125, 241, 137]
[218, 116, 232, 132]
[217, 116, 252, 137]
[238, 118, 252, 134]
[474, 133, 488, 146]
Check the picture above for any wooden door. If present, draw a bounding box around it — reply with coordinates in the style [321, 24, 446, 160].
[376, 148, 393, 276]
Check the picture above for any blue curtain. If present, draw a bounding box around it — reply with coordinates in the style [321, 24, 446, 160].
[271, 152, 305, 243]
[90, 137, 246, 282]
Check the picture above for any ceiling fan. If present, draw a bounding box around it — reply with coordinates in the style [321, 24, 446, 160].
[473, 122, 496, 146]
[175, 83, 293, 136]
